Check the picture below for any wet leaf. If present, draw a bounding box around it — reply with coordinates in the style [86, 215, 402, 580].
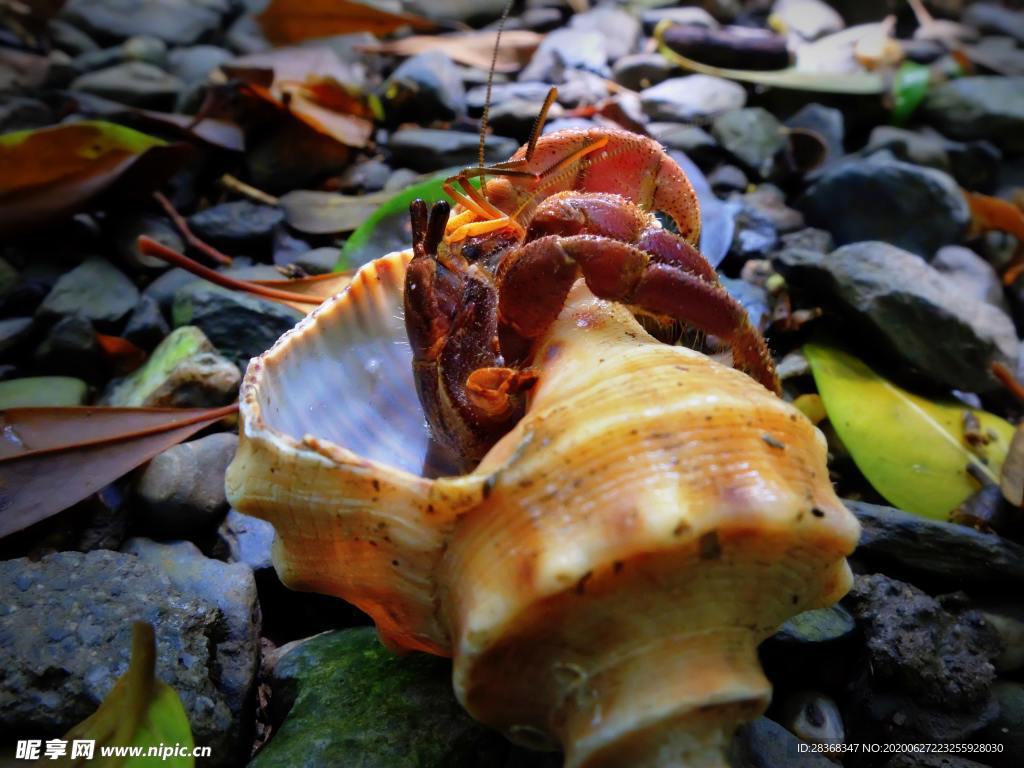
[57, 622, 194, 768]
[338, 170, 477, 269]
[257, 0, 436, 45]
[0, 404, 236, 538]
[655, 19, 886, 94]
[279, 189, 394, 235]
[805, 340, 1014, 520]
[0, 121, 192, 236]
[361, 29, 543, 73]
[891, 61, 931, 124]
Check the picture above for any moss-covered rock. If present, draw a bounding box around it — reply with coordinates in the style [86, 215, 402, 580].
[252, 628, 526, 768]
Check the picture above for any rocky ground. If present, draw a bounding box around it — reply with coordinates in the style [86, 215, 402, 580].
[2, 0, 1024, 766]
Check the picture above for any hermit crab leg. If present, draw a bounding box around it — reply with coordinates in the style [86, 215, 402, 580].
[497, 234, 780, 393]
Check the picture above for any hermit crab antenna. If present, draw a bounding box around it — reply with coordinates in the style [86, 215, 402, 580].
[477, 0, 515, 171]
[525, 87, 558, 161]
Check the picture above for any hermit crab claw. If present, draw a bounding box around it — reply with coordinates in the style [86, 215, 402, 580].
[226, 252, 860, 768]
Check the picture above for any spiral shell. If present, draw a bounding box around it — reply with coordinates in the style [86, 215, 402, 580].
[226, 250, 859, 767]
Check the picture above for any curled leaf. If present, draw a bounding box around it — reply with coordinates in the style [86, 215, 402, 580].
[805, 340, 1014, 520]
[257, 0, 436, 45]
[0, 404, 236, 538]
[0, 121, 192, 236]
[279, 189, 394, 235]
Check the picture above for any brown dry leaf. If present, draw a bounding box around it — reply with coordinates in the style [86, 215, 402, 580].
[361, 29, 543, 72]
[0, 404, 237, 538]
[95, 333, 147, 374]
[258, 0, 436, 45]
[964, 191, 1024, 284]
[0, 121, 193, 236]
[278, 189, 394, 234]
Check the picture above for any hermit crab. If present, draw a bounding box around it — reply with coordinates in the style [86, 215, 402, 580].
[226, 102, 860, 767]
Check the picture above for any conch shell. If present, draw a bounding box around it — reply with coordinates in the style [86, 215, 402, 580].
[226, 250, 859, 767]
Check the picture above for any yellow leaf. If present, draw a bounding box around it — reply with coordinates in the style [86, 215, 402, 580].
[805, 340, 1014, 520]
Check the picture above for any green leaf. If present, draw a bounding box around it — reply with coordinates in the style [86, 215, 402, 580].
[891, 61, 932, 125]
[804, 340, 1014, 520]
[58, 622, 195, 767]
[336, 171, 480, 270]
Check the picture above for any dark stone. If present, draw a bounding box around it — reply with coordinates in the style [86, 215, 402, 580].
[775, 243, 1018, 393]
[33, 314, 100, 379]
[123, 294, 170, 350]
[0, 317, 34, 356]
[0, 97, 55, 133]
[846, 499, 1024, 590]
[388, 129, 518, 173]
[61, 0, 228, 46]
[978, 681, 1024, 767]
[612, 53, 676, 90]
[172, 282, 303, 365]
[252, 628, 512, 768]
[729, 716, 835, 767]
[737, 184, 804, 233]
[785, 103, 844, 171]
[779, 227, 834, 254]
[924, 77, 1024, 152]
[797, 156, 970, 256]
[111, 211, 185, 269]
[863, 126, 1001, 192]
[0, 550, 241, 764]
[70, 61, 184, 109]
[37, 257, 138, 327]
[382, 51, 465, 125]
[187, 201, 285, 252]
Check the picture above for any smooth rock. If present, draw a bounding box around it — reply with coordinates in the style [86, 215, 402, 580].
[102, 325, 239, 407]
[382, 50, 465, 125]
[0, 550, 237, 763]
[773, 605, 856, 645]
[712, 107, 786, 178]
[924, 77, 1024, 152]
[292, 248, 340, 275]
[388, 129, 518, 173]
[964, 3, 1024, 44]
[172, 283, 303, 365]
[518, 28, 609, 82]
[0, 376, 88, 407]
[466, 81, 553, 114]
[612, 53, 676, 90]
[640, 75, 746, 123]
[864, 125, 1001, 191]
[121, 537, 258, 733]
[729, 716, 835, 767]
[780, 227, 833, 254]
[252, 628, 509, 768]
[71, 61, 184, 109]
[640, 7, 720, 34]
[847, 500, 1024, 590]
[166, 44, 232, 84]
[33, 314, 100, 379]
[932, 245, 1009, 313]
[844, 573, 999, 742]
[708, 164, 749, 195]
[0, 96, 55, 133]
[798, 156, 970, 256]
[37, 257, 138, 326]
[784, 103, 845, 171]
[48, 18, 100, 56]
[123, 294, 170, 349]
[647, 122, 719, 166]
[219, 509, 275, 574]
[775, 243, 1018, 393]
[771, 0, 844, 40]
[737, 185, 804, 232]
[142, 268, 198, 314]
[568, 5, 640, 61]
[134, 432, 237, 537]
[111, 211, 185, 269]
[0, 317, 33, 355]
[403, 0, 508, 24]
[61, 0, 227, 46]
[187, 201, 285, 251]
[337, 158, 391, 194]
[728, 201, 779, 260]
[720, 276, 770, 329]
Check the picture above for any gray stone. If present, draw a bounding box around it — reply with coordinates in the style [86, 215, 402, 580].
[720, 276, 770, 329]
[111, 211, 185, 269]
[847, 500, 1024, 590]
[712, 108, 786, 178]
[487, 97, 564, 140]
[172, 283, 303, 365]
[71, 61, 184, 109]
[647, 122, 719, 165]
[728, 201, 779, 260]
[293, 248, 341, 276]
[388, 129, 518, 173]
[0, 376, 88, 407]
[187, 201, 284, 250]
[729, 717, 835, 767]
[640, 75, 746, 123]
[568, 5, 640, 61]
[640, 7, 720, 35]
[0, 97, 55, 134]
[519, 28, 609, 82]
[224, 12, 269, 56]
[337, 158, 391, 194]
[121, 537, 258, 732]
[166, 44, 231, 84]
[37, 257, 138, 326]
[797, 156, 970, 256]
[0, 317, 33, 355]
[780, 227, 833, 254]
[979, 681, 1024, 766]
[121, 35, 167, 66]
[143, 267, 199, 313]
[102, 325, 239, 407]
[738, 185, 804, 232]
[33, 314, 100, 379]
[612, 53, 676, 91]
[382, 50, 465, 124]
[775, 242, 1018, 392]
[0, 550, 238, 763]
[48, 18, 100, 56]
[134, 432, 237, 537]
[932, 245, 1009, 313]
[61, 0, 228, 46]
[466, 81, 553, 114]
[785, 103, 844, 171]
[219, 509, 275, 574]
[252, 628, 508, 768]
[964, 3, 1024, 44]
[708, 164, 749, 195]
[403, 0, 508, 23]
[123, 294, 170, 349]
[924, 77, 1024, 152]
[864, 125, 1001, 191]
